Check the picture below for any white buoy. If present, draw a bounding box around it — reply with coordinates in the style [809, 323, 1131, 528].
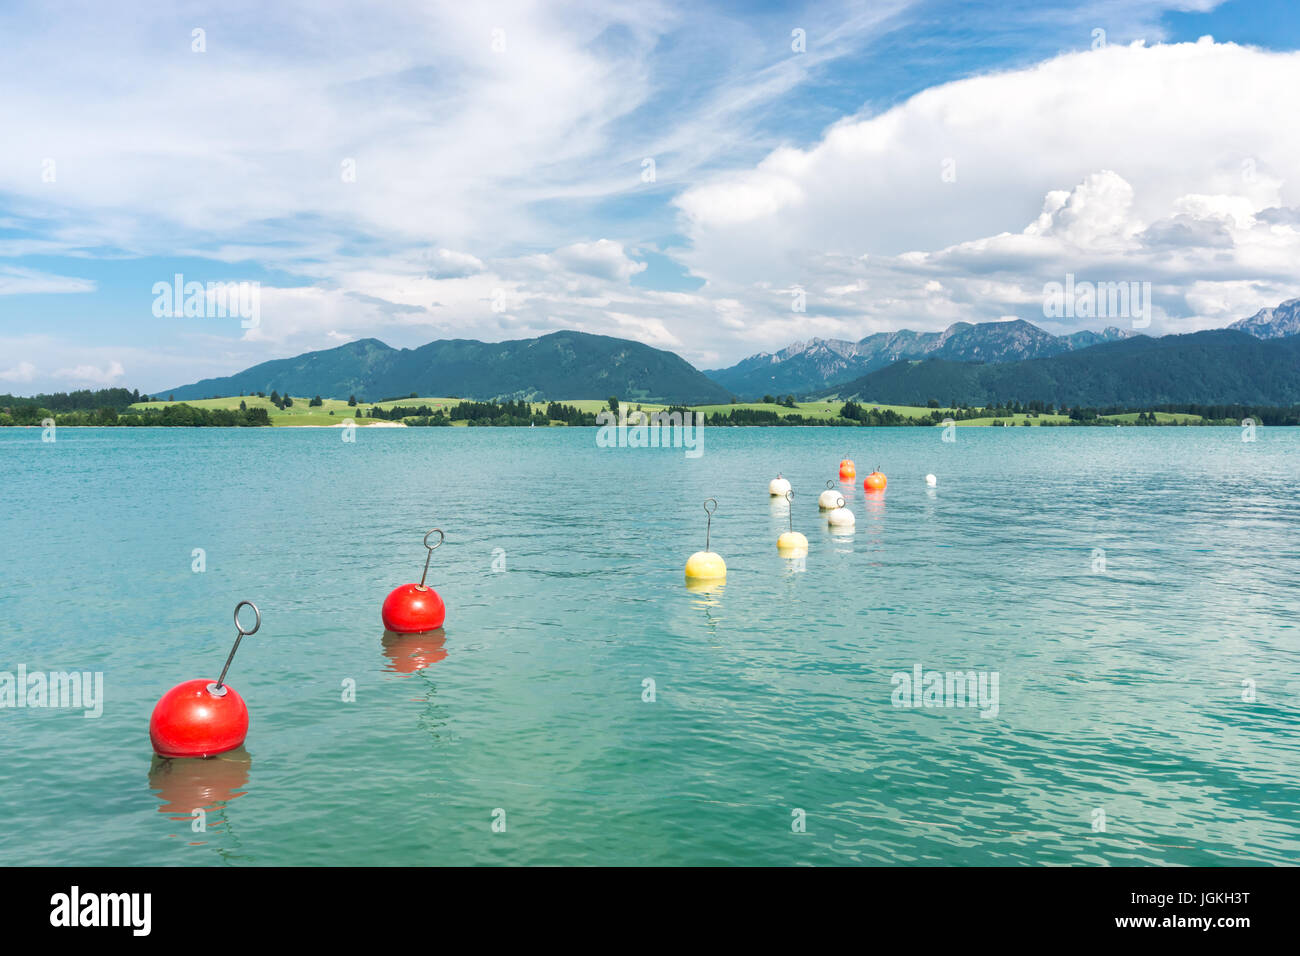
[818, 479, 841, 510]
[925, 473, 937, 487]
[768, 473, 791, 497]
[826, 496, 855, 528]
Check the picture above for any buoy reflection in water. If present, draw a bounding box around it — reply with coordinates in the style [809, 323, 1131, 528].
[148, 747, 251, 844]
[382, 627, 448, 674]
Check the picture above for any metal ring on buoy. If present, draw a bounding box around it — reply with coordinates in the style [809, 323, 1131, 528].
[233, 600, 261, 638]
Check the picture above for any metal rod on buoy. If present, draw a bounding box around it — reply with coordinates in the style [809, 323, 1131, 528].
[776, 489, 809, 556]
[212, 600, 260, 696]
[418, 528, 444, 589]
[686, 498, 727, 582]
[382, 529, 448, 632]
[152, 602, 259, 757]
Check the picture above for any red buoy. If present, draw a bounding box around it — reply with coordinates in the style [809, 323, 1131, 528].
[381, 528, 447, 634]
[381, 584, 446, 633]
[864, 469, 887, 492]
[149, 601, 260, 759]
[150, 679, 248, 759]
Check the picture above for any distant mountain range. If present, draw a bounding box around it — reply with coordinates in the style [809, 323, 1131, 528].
[1228, 297, 1300, 340]
[162, 299, 1300, 408]
[165, 330, 732, 404]
[827, 329, 1300, 407]
[705, 320, 1134, 398]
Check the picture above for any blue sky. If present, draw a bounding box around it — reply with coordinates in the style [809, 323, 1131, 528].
[1, 0, 1298, 393]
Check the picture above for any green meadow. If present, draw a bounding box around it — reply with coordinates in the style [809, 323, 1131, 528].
[132, 394, 463, 426]
[129, 395, 1206, 427]
[1094, 411, 1203, 425]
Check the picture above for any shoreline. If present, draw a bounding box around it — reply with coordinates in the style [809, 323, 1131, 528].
[2, 422, 1283, 430]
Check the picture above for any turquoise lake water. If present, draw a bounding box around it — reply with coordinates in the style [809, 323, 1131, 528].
[1, 425, 1297, 866]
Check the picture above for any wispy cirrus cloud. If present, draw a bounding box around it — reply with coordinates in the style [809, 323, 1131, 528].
[0, 266, 95, 296]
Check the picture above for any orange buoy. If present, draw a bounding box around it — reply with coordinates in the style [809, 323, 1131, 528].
[381, 529, 447, 633]
[149, 602, 259, 759]
[838, 456, 856, 480]
[863, 468, 887, 492]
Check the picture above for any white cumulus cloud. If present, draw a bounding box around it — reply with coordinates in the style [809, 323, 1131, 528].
[670, 38, 1300, 349]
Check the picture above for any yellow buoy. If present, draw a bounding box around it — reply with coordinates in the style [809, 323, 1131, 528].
[685, 550, 727, 580]
[777, 531, 808, 556]
[776, 489, 808, 556]
[685, 498, 726, 582]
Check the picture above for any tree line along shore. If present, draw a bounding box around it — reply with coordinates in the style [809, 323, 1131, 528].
[4, 388, 1299, 428]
